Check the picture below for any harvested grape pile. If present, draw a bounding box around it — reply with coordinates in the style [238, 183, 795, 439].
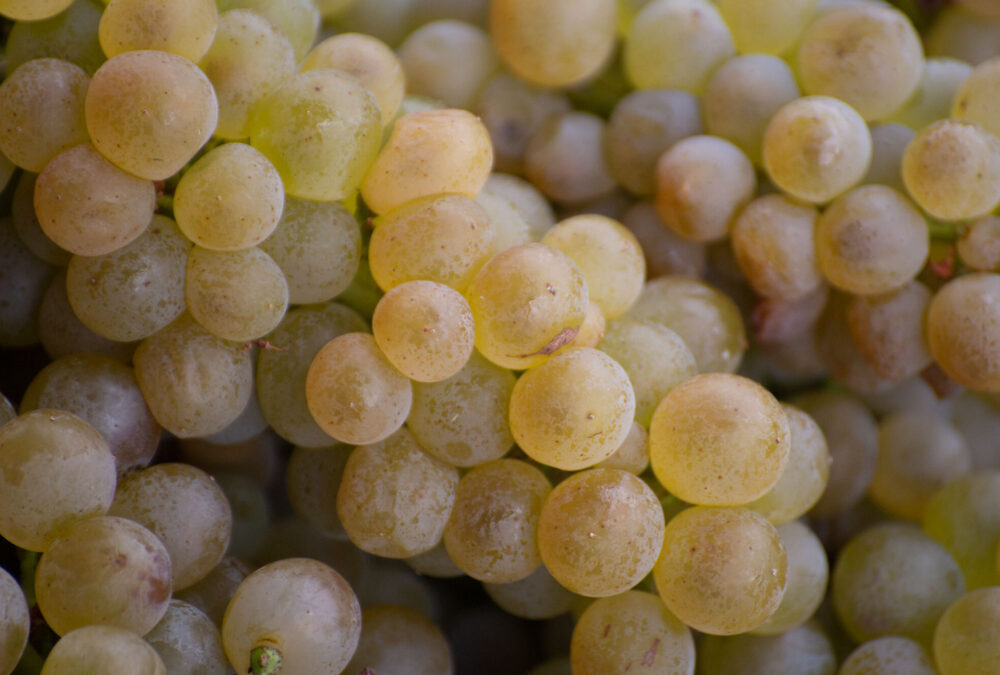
[3, 0, 1000, 673]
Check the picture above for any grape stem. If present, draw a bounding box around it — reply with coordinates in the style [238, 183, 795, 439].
[249, 645, 283, 675]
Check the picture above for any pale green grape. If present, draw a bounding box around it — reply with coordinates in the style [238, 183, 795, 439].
[570, 591, 694, 675]
[145, 600, 229, 674]
[923, 472, 1000, 589]
[0, 216, 54, 347]
[406, 543, 464, 579]
[622, 202, 707, 279]
[399, 20, 497, 109]
[654, 506, 787, 635]
[892, 58, 971, 131]
[85, 50, 218, 180]
[0, 567, 28, 675]
[523, 112, 617, 206]
[285, 444, 350, 537]
[862, 122, 914, 192]
[226, 0, 318, 61]
[35, 143, 155, 256]
[624, 0, 735, 94]
[538, 468, 664, 597]
[926, 274, 1000, 391]
[38, 271, 136, 363]
[99, 0, 217, 62]
[475, 190, 532, 257]
[305, 332, 413, 446]
[650, 373, 790, 506]
[5, 0, 105, 76]
[697, 623, 836, 675]
[344, 606, 453, 675]
[717, 0, 818, 55]
[0, 0, 74, 19]
[337, 428, 458, 558]
[752, 521, 829, 635]
[841, 637, 936, 675]
[482, 173, 556, 240]
[559, 301, 605, 352]
[958, 215, 1000, 272]
[953, 57, 1000, 145]
[175, 556, 251, 626]
[0, 409, 115, 552]
[331, 0, 416, 46]
[490, 0, 616, 87]
[482, 565, 574, 620]
[41, 626, 166, 675]
[926, 6, 1000, 66]
[199, 9, 295, 141]
[934, 587, 1000, 675]
[596, 420, 649, 474]
[221, 558, 361, 675]
[36, 515, 172, 635]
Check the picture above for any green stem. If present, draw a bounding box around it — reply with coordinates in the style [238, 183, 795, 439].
[249, 645, 283, 675]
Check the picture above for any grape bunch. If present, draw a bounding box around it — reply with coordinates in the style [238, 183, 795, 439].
[3, 0, 1000, 674]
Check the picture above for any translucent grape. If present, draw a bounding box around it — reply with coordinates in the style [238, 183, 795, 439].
[596, 420, 649, 474]
[697, 623, 836, 675]
[406, 543, 464, 579]
[38, 271, 136, 363]
[923, 472, 1000, 589]
[0, 568, 29, 675]
[175, 556, 251, 626]
[934, 587, 1000, 675]
[893, 58, 973, 131]
[0, 0, 74, 20]
[41, 626, 166, 675]
[482, 565, 574, 620]
[344, 606, 453, 675]
[863, 122, 914, 192]
[226, 0, 318, 62]
[816, 292, 894, 394]
[958, 215, 1000, 272]
[841, 637, 937, 675]
[523, 112, 617, 206]
[926, 6, 1000, 66]
[623, 202, 707, 279]
[926, 274, 1000, 391]
[144, 600, 229, 674]
[482, 173, 556, 240]
[476, 190, 532, 256]
[952, 56, 1000, 145]
[98, 0, 218, 62]
[5, 0, 104, 76]
[717, 0, 818, 56]
[398, 20, 497, 110]
[752, 521, 829, 635]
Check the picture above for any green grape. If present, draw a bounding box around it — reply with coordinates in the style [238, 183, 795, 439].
[862, 122, 914, 192]
[796, 4, 923, 121]
[226, 0, 318, 61]
[815, 185, 929, 296]
[523, 112, 617, 206]
[623, 202, 707, 279]
[697, 623, 836, 675]
[703, 54, 801, 167]
[816, 292, 894, 394]
[337, 428, 458, 558]
[185, 246, 289, 342]
[598, 318, 696, 427]
[38, 271, 137, 362]
[5, 0, 104, 76]
[902, 119, 1000, 221]
[717, 0, 818, 56]
[509, 348, 635, 471]
[465, 243, 589, 371]
[763, 96, 872, 204]
[752, 521, 829, 635]
[21, 353, 160, 477]
[923, 472, 1000, 589]
[12, 174, 71, 267]
[199, 9, 295, 141]
[538, 468, 664, 597]
[203, 392, 268, 445]
[99, 0, 218, 62]
[175, 556, 251, 626]
[655, 135, 756, 243]
[145, 600, 229, 674]
[893, 58, 973, 131]
[0, 58, 89, 172]
[361, 109, 493, 215]
[650, 373, 790, 506]
[0, 409, 115, 552]
[372, 280, 475, 383]
[832, 522, 965, 645]
[444, 459, 551, 583]
[596, 420, 649, 474]
[654, 506, 787, 635]
[926, 6, 1000, 66]
[409, 0, 489, 26]
[174, 142, 283, 251]
[490, 0, 615, 88]
[926, 274, 1000, 391]
[841, 636, 936, 675]
[604, 88, 702, 196]
[108, 463, 231, 591]
[285, 444, 350, 537]
[36, 515, 172, 635]
[934, 587, 1000, 675]
[369, 193, 494, 293]
[482, 564, 575, 620]
[302, 32, 404, 126]
[256, 303, 368, 447]
[41, 625, 166, 675]
[0, 567, 29, 675]
[86, 50, 218, 180]
[305, 332, 413, 446]
[331, 0, 416, 46]
[343, 606, 452, 675]
[66, 215, 189, 342]
[950, 392, 1000, 471]
[474, 72, 570, 176]
[0, 0, 74, 19]
[731, 194, 822, 302]
[35, 143, 155, 256]
[476, 190, 532, 256]
[133, 313, 253, 438]
[624, 0, 734, 94]
[958, 215, 1000, 272]
[570, 591, 694, 675]
[559, 301, 605, 352]
[541, 215, 644, 320]
[953, 56, 1000, 145]
[482, 173, 557, 240]
[406, 543, 464, 579]
[249, 69, 379, 203]
[221, 558, 361, 675]
[398, 20, 497, 110]
[628, 276, 746, 373]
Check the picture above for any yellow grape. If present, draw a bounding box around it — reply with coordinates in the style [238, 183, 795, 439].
[99, 0, 218, 62]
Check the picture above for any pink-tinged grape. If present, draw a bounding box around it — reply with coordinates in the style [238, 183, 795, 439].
[41, 626, 166, 675]
[98, 0, 217, 62]
[934, 587, 1000, 675]
[926, 273, 1000, 391]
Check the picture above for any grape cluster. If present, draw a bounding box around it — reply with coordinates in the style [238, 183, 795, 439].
[3, 0, 1000, 674]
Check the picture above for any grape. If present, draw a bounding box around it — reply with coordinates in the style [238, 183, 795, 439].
[926, 273, 1000, 391]
[697, 623, 836, 675]
[36, 515, 172, 636]
[476, 190, 532, 256]
[337, 428, 458, 558]
[399, 20, 498, 109]
[406, 543, 464, 579]
[816, 292, 894, 394]
[175, 557, 251, 626]
[85, 50, 218, 181]
[934, 587, 1000, 675]
[717, 0, 818, 56]
[902, 119, 1000, 221]
[482, 565, 574, 620]
[0, 409, 115, 552]
[604, 88, 703, 196]
[38, 271, 136, 362]
[862, 122, 914, 193]
[570, 591, 694, 675]
[0, 395, 14, 427]
[361, 109, 493, 215]
[490, 0, 616, 88]
[372, 280, 475, 383]
[763, 96, 872, 204]
[444, 459, 551, 583]
[796, 5, 923, 121]
[649, 373, 790, 506]
[482, 173, 557, 241]
[0, 0, 74, 20]
[893, 58, 973, 131]
[221, 558, 361, 675]
[285, 444, 349, 538]
[35, 143, 155, 256]
[41, 626, 166, 675]
[212, 473, 270, 563]
[622, 202, 707, 279]
[958, 215, 1000, 272]
[523, 112, 617, 206]
[654, 506, 787, 635]
[752, 521, 829, 635]
[952, 56, 1000, 144]
[144, 600, 229, 674]
[5, 0, 104, 76]
[331, 0, 416, 46]
[344, 606, 453, 675]
[305, 332, 413, 446]
[0, 58, 90, 172]
[538, 468, 664, 597]
[841, 636, 937, 675]
[560, 301, 605, 352]
[596, 420, 649, 474]
[98, 0, 218, 62]
[923, 472, 1000, 589]
[926, 6, 1000, 66]
[302, 32, 403, 127]
[0, 217, 53, 348]
[226, 0, 318, 62]
[0, 565, 29, 675]
[832, 522, 965, 645]
[624, 0, 735, 94]
[815, 185, 929, 296]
